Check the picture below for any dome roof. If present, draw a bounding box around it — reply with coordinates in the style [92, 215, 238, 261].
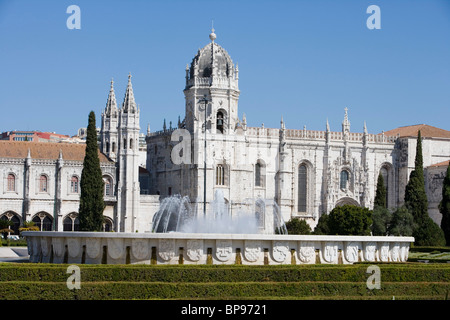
[189, 34, 235, 79]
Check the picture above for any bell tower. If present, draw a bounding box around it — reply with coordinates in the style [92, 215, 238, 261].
[183, 29, 240, 135]
[116, 73, 140, 232]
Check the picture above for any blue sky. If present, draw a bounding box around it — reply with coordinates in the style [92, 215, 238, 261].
[0, 0, 449, 136]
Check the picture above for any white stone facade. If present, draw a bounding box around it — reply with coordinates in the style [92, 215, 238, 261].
[1, 30, 449, 234]
[145, 31, 450, 230]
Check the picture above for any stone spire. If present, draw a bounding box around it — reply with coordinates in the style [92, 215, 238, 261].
[325, 118, 330, 144]
[122, 73, 137, 113]
[342, 107, 350, 134]
[105, 78, 117, 115]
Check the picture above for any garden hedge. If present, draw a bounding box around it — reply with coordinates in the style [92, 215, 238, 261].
[0, 263, 449, 300]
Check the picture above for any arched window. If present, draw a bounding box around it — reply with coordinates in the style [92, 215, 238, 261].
[0, 213, 20, 235]
[130, 138, 134, 149]
[123, 138, 127, 149]
[32, 213, 53, 231]
[106, 141, 110, 153]
[39, 175, 48, 192]
[70, 176, 79, 193]
[340, 170, 349, 190]
[216, 165, 225, 186]
[7, 174, 15, 192]
[63, 214, 80, 231]
[255, 161, 266, 188]
[103, 177, 112, 196]
[103, 218, 113, 232]
[112, 142, 116, 153]
[380, 166, 389, 206]
[298, 164, 307, 212]
[216, 111, 224, 134]
[255, 163, 261, 187]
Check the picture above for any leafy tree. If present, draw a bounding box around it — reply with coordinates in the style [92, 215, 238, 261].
[327, 205, 372, 236]
[78, 111, 105, 231]
[313, 213, 330, 235]
[439, 162, 450, 246]
[404, 130, 445, 246]
[284, 218, 311, 235]
[0, 219, 14, 245]
[374, 172, 387, 208]
[371, 206, 391, 236]
[19, 221, 40, 233]
[388, 206, 415, 236]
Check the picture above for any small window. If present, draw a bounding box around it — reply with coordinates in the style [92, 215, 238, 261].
[71, 176, 79, 193]
[255, 161, 265, 188]
[255, 163, 261, 187]
[340, 170, 349, 190]
[104, 177, 112, 196]
[216, 111, 224, 134]
[7, 174, 15, 192]
[216, 165, 225, 186]
[380, 166, 389, 206]
[298, 164, 307, 212]
[39, 175, 48, 192]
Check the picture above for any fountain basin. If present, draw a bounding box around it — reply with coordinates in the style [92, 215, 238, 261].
[22, 231, 414, 265]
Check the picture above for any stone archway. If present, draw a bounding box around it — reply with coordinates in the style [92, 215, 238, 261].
[335, 197, 360, 207]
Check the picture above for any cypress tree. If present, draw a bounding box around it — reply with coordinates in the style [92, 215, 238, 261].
[404, 130, 428, 222]
[405, 130, 445, 246]
[374, 172, 387, 208]
[78, 111, 105, 231]
[439, 162, 450, 245]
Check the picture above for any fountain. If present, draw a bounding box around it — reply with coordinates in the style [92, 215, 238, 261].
[22, 190, 414, 265]
[151, 190, 287, 235]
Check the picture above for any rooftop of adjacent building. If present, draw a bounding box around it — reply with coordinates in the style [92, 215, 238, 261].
[0, 141, 112, 163]
[383, 124, 450, 139]
[428, 160, 450, 168]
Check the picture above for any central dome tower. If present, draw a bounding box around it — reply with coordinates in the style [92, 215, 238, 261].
[183, 29, 240, 135]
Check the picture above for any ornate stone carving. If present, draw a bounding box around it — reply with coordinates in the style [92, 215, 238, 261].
[41, 237, 50, 256]
[131, 239, 149, 260]
[107, 238, 124, 260]
[272, 241, 289, 262]
[390, 242, 400, 262]
[399, 243, 409, 262]
[364, 242, 377, 262]
[52, 237, 64, 257]
[31, 237, 40, 258]
[86, 238, 101, 258]
[67, 238, 80, 258]
[344, 241, 360, 263]
[244, 240, 261, 262]
[186, 239, 203, 262]
[322, 242, 338, 263]
[158, 239, 175, 261]
[215, 239, 232, 262]
[298, 242, 315, 263]
[379, 242, 390, 262]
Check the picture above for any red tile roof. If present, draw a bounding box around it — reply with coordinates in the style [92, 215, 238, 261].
[0, 141, 112, 163]
[383, 124, 450, 139]
[428, 160, 450, 168]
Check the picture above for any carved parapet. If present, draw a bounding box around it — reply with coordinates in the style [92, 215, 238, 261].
[22, 232, 414, 265]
